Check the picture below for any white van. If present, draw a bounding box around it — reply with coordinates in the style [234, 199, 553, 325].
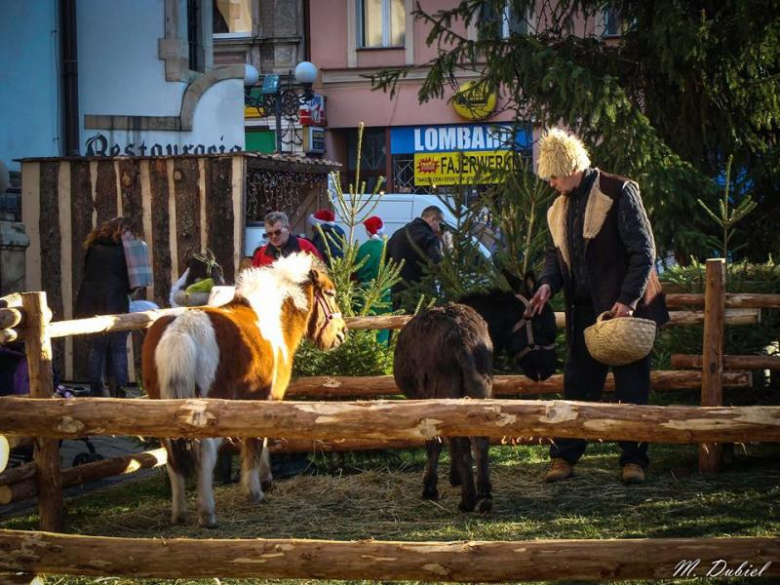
[333, 193, 493, 258]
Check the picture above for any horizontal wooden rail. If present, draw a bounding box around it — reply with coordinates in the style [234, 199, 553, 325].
[0, 530, 777, 581]
[0, 329, 19, 343]
[666, 292, 780, 309]
[286, 371, 752, 398]
[37, 308, 761, 342]
[0, 462, 36, 488]
[269, 436, 550, 454]
[0, 448, 167, 505]
[0, 308, 23, 330]
[667, 308, 759, 326]
[1, 397, 778, 443]
[672, 354, 780, 370]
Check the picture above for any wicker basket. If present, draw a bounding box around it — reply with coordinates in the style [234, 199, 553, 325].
[584, 312, 657, 366]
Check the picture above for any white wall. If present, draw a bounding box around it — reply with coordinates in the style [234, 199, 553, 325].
[82, 78, 245, 155]
[77, 0, 245, 154]
[77, 0, 184, 118]
[0, 0, 61, 170]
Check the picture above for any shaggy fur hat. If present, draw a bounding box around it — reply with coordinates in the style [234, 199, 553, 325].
[363, 215, 384, 236]
[536, 128, 591, 180]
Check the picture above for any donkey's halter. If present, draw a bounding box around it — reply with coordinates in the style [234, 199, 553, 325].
[512, 293, 556, 360]
[312, 288, 342, 342]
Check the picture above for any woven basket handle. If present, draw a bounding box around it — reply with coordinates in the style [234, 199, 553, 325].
[596, 311, 615, 323]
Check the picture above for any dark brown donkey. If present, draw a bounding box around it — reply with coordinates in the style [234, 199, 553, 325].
[393, 272, 557, 513]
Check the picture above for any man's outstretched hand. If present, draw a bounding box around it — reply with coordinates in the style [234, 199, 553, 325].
[529, 283, 552, 316]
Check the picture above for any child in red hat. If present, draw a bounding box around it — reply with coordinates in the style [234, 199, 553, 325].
[308, 208, 345, 266]
[356, 215, 390, 343]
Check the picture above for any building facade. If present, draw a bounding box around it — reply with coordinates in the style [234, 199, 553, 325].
[307, 0, 617, 195]
[0, 0, 247, 174]
[213, 0, 309, 153]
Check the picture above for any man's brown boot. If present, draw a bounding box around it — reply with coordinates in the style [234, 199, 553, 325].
[621, 463, 645, 484]
[544, 458, 574, 482]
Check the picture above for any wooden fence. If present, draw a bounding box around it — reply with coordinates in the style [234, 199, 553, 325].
[0, 258, 779, 582]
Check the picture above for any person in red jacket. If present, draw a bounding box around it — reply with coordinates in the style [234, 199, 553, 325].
[252, 211, 323, 267]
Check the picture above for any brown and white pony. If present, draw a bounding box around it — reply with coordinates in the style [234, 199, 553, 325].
[142, 252, 347, 527]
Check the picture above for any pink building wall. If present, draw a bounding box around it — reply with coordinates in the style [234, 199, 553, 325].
[310, 0, 516, 129]
[309, 1, 608, 177]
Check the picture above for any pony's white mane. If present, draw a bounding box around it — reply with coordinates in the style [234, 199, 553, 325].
[234, 252, 317, 363]
[235, 252, 315, 310]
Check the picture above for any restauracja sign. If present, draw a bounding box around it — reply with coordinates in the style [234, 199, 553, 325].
[84, 133, 242, 157]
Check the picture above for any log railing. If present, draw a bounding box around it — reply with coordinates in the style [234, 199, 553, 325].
[0, 530, 778, 581]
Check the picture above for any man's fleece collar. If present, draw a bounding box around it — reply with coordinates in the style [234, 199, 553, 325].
[546, 168, 614, 268]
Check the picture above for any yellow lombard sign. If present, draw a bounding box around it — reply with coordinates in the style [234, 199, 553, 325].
[414, 150, 515, 186]
[453, 81, 497, 120]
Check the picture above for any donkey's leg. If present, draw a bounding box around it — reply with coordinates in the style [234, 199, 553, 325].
[472, 436, 493, 513]
[449, 456, 462, 487]
[197, 437, 222, 528]
[240, 437, 265, 503]
[422, 439, 443, 500]
[163, 439, 188, 525]
[260, 438, 273, 491]
[450, 437, 477, 512]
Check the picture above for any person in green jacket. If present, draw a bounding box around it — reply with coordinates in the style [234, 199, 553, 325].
[356, 216, 391, 344]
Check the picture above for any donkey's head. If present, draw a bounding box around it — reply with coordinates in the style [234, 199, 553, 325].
[185, 249, 225, 288]
[502, 270, 557, 381]
[307, 265, 348, 350]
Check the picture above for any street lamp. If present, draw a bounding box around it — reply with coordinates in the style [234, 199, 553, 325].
[244, 61, 319, 153]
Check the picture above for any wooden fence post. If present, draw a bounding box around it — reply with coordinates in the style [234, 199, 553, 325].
[699, 259, 726, 472]
[21, 292, 63, 531]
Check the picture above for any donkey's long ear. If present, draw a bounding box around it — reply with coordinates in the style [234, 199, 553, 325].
[502, 268, 524, 293]
[524, 271, 537, 294]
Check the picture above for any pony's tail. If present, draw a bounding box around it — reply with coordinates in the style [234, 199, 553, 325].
[155, 321, 201, 477]
[155, 327, 199, 400]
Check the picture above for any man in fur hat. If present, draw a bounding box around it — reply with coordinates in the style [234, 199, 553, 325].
[529, 128, 669, 485]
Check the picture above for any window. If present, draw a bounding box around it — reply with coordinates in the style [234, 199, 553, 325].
[358, 0, 405, 48]
[479, 1, 530, 39]
[187, 0, 202, 71]
[346, 128, 386, 194]
[603, 5, 622, 37]
[213, 0, 252, 36]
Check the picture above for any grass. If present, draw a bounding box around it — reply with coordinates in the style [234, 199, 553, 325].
[2, 441, 779, 584]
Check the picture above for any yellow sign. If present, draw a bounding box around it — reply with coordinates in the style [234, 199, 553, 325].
[414, 151, 514, 186]
[453, 81, 497, 120]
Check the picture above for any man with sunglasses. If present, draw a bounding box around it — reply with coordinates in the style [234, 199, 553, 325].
[252, 211, 323, 267]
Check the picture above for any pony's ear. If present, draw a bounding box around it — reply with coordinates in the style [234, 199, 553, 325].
[524, 271, 537, 294]
[502, 268, 524, 293]
[309, 268, 324, 287]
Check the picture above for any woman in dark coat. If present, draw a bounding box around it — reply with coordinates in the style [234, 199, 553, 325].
[74, 217, 135, 397]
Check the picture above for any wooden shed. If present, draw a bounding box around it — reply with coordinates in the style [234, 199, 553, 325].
[20, 152, 340, 381]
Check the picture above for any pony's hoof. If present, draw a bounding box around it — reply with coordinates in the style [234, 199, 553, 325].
[477, 498, 493, 514]
[171, 513, 189, 525]
[422, 488, 440, 501]
[198, 516, 218, 529]
[245, 490, 266, 504]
